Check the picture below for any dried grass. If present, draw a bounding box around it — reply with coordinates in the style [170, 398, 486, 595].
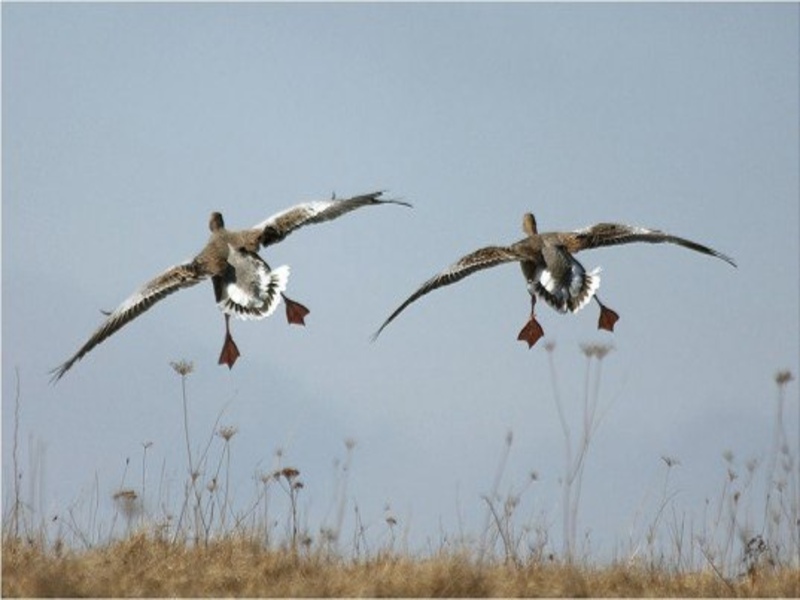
[3, 534, 798, 597]
[6, 362, 796, 597]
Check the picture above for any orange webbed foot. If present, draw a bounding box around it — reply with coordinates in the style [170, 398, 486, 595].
[282, 293, 310, 326]
[218, 332, 241, 369]
[517, 316, 545, 349]
[597, 304, 620, 332]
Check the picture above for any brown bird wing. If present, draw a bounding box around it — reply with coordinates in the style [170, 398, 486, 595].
[252, 190, 411, 247]
[51, 262, 207, 382]
[567, 223, 737, 267]
[372, 245, 527, 340]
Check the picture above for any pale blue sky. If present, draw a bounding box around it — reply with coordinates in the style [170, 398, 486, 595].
[3, 3, 798, 558]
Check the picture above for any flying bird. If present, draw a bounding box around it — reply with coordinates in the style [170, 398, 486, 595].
[372, 213, 735, 346]
[52, 191, 410, 382]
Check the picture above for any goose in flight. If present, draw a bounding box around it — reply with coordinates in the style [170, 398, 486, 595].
[372, 214, 735, 347]
[52, 191, 410, 382]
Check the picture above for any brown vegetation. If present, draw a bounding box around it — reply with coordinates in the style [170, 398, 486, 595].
[3, 534, 798, 597]
[5, 360, 797, 597]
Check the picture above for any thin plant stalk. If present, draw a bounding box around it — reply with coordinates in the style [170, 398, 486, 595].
[545, 342, 612, 561]
[12, 368, 22, 539]
[479, 430, 513, 562]
[544, 343, 573, 559]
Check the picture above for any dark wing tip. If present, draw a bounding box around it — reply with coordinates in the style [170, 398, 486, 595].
[370, 313, 397, 342]
[690, 241, 737, 268]
[719, 252, 737, 268]
[369, 320, 392, 342]
[390, 199, 413, 209]
[379, 197, 412, 209]
[366, 190, 412, 209]
[48, 362, 70, 385]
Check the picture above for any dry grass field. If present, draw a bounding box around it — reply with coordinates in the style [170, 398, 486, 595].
[4, 360, 797, 597]
[3, 533, 798, 597]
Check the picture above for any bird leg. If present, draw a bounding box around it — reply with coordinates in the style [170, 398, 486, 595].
[595, 296, 619, 332]
[281, 293, 310, 326]
[218, 313, 241, 369]
[517, 294, 545, 348]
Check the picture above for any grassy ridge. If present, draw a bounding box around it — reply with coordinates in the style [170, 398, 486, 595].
[5, 359, 797, 597]
[3, 534, 798, 597]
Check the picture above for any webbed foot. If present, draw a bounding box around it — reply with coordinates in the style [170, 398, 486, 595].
[517, 316, 545, 349]
[596, 298, 619, 332]
[282, 293, 310, 326]
[218, 314, 241, 369]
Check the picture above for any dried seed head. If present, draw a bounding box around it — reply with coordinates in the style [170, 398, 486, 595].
[593, 344, 613, 360]
[580, 343, 614, 359]
[281, 467, 300, 481]
[113, 489, 138, 501]
[661, 455, 680, 468]
[774, 370, 794, 386]
[218, 425, 238, 442]
[112, 489, 142, 520]
[505, 495, 520, 512]
[170, 360, 194, 376]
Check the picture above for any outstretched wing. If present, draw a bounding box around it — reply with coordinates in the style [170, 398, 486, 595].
[253, 190, 412, 247]
[372, 246, 526, 340]
[568, 223, 736, 267]
[51, 262, 207, 382]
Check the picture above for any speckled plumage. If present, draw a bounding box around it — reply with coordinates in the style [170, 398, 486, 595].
[52, 191, 410, 381]
[373, 213, 735, 346]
